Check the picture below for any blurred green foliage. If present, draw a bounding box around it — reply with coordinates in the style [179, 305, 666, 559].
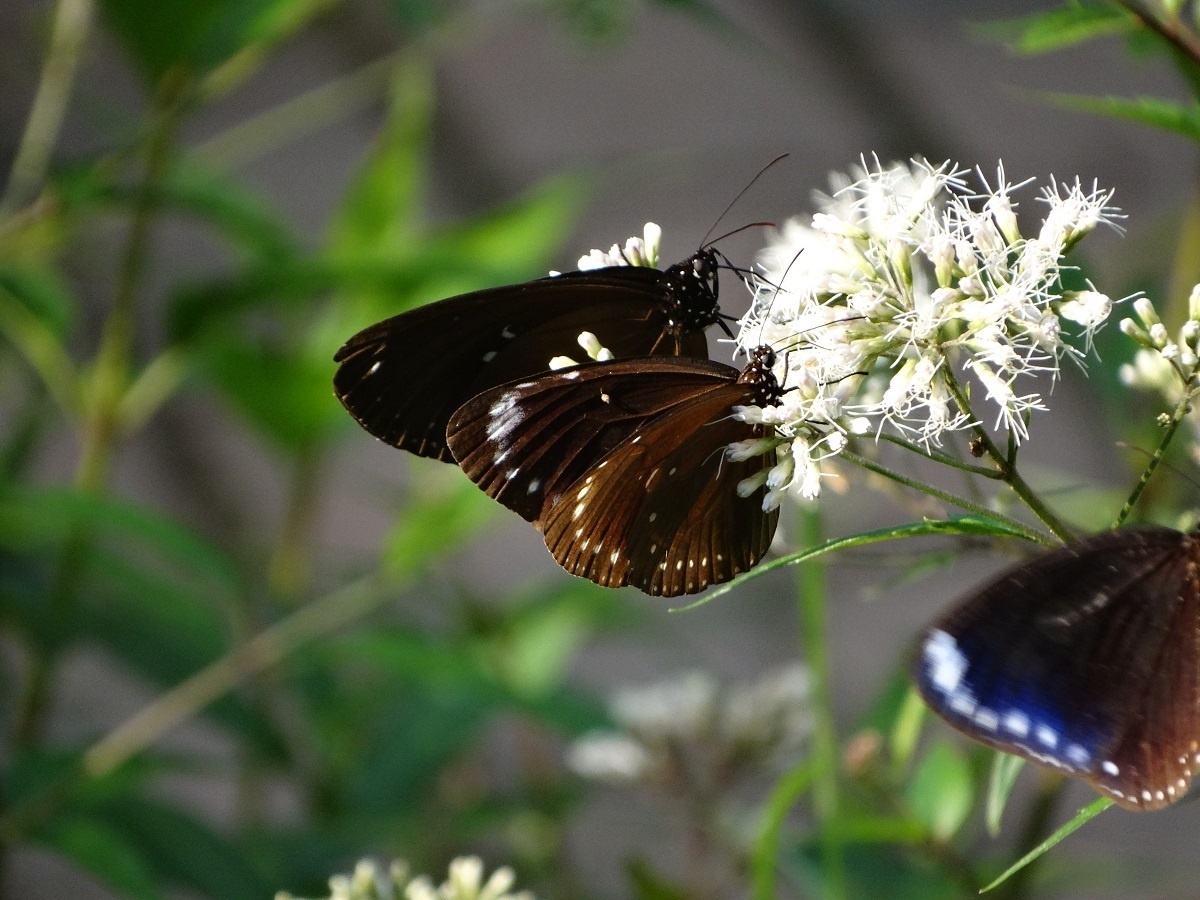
[0, 0, 620, 896]
[3, 0, 1200, 898]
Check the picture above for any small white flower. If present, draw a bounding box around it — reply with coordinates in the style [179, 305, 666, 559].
[548, 331, 614, 369]
[611, 671, 717, 741]
[288, 856, 535, 900]
[566, 732, 655, 783]
[577, 222, 662, 270]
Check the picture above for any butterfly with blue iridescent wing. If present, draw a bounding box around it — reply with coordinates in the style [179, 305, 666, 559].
[913, 526, 1200, 810]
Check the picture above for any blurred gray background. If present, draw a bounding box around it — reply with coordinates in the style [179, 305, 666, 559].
[3, 0, 1197, 896]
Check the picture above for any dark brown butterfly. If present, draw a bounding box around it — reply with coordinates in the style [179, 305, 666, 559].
[332, 250, 727, 462]
[444, 345, 784, 596]
[913, 525, 1200, 810]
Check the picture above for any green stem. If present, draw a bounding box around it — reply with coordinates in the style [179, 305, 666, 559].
[751, 761, 815, 900]
[941, 370, 1074, 543]
[267, 445, 324, 601]
[11, 79, 186, 749]
[797, 505, 846, 899]
[0, 0, 94, 215]
[83, 575, 383, 777]
[993, 770, 1064, 900]
[840, 450, 1054, 547]
[876, 432, 1002, 479]
[1113, 372, 1200, 528]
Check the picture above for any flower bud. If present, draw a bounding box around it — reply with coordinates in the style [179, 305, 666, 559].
[1119, 317, 1154, 349]
[1134, 296, 1161, 330]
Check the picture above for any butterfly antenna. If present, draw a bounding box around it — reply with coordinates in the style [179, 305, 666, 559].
[700, 153, 789, 248]
[753, 249, 804, 346]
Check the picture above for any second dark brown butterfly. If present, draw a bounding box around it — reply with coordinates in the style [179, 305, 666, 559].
[445, 346, 784, 596]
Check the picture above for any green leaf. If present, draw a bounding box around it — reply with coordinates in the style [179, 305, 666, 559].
[675, 514, 1040, 610]
[1032, 92, 1200, 142]
[986, 752, 1026, 836]
[101, 796, 270, 899]
[329, 58, 433, 260]
[56, 164, 298, 266]
[483, 582, 614, 697]
[194, 335, 343, 448]
[98, 0, 322, 85]
[167, 257, 446, 342]
[906, 740, 973, 842]
[888, 688, 927, 776]
[982, 797, 1112, 892]
[975, 3, 1134, 53]
[385, 0, 446, 32]
[0, 486, 238, 593]
[627, 858, 690, 900]
[0, 264, 75, 336]
[36, 813, 164, 900]
[0, 275, 79, 413]
[791, 838, 964, 900]
[381, 470, 497, 577]
[751, 761, 815, 900]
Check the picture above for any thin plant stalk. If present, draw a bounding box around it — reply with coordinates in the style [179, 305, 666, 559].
[941, 368, 1075, 543]
[797, 505, 846, 899]
[0, 0, 94, 215]
[12, 78, 187, 748]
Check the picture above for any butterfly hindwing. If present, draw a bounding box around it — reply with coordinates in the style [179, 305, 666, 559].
[445, 358, 747, 524]
[542, 390, 777, 595]
[445, 351, 781, 596]
[334, 258, 715, 462]
[914, 526, 1200, 810]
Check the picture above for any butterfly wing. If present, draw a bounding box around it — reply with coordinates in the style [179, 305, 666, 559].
[914, 526, 1200, 810]
[542, 392, 778, 595]
[445, 356, 778, 596]
[333, 267, 710, 462]
[446, 357, 742, 522]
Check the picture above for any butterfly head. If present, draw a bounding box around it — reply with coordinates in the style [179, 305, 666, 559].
[661, 248, 722, 332]
[738, 345, 785, 408]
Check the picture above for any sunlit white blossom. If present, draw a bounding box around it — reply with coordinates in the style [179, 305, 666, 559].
[276, 857, 535, 900]
[1117, 287, 1200, 468]
[566, 665, 814, 789]
[565, 732, 655, 783]
[610, 670, 718, 741]
[576, 221, 661, 270]
[549, 330, 615, 369]
[734, 157, 1122, 503]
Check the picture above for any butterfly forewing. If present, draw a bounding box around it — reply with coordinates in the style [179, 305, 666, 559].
[333, 256, 716, 462]
[914, 526, 1200, 810]
[445, 350, 780, 596]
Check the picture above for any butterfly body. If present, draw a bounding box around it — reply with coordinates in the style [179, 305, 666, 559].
[446, 346, 783, 596]
[914, 526, 1200, 810]
[333, 251, 722, 462]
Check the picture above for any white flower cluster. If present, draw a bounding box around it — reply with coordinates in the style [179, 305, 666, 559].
[276, 856, 535, 900]
[549, 330, 614, 370]
[576, 221, 661, 270]
[1119, 286, 1200, 396]
[565, 664, 812, 785]
[1119, 284, 1200, 464]
[733, 157, 1122, 504]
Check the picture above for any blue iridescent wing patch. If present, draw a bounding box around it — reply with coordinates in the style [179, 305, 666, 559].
[914, 526, 1200, 811]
